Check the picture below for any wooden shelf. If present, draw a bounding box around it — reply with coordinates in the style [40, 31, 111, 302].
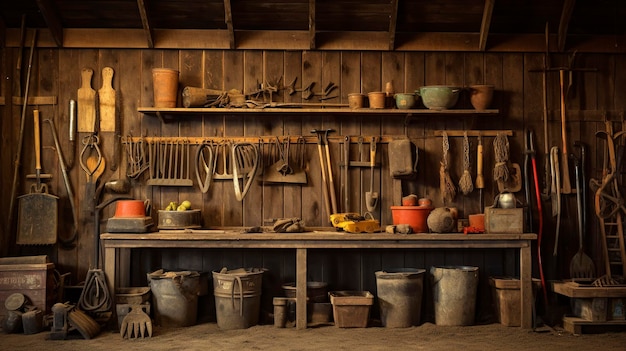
[138, 107, 499, 122]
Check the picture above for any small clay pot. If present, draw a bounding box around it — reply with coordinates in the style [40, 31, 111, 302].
[348, 93, 365, 109]
[469, 85, 494, 110]
[402, 194, 418, 206]
[114, 200, 147, 218]
[427, 207, 457, 233]
[394, 93, 416, 109]
[368, 92, 386, 109]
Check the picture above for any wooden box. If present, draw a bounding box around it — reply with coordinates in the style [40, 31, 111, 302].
[490, 277, 541, 326]
[329, 291, 373, 328]
[484, 207, 524, 234]
[0, 256, 56, 320]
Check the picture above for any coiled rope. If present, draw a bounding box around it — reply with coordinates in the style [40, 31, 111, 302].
[440, 131, 456, 204]
[458, 131, 474, 195]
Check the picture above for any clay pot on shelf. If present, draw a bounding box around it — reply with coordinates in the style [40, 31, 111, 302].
[469, 85, 494, 110]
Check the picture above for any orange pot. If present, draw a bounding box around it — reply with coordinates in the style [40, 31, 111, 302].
[390, 206, 433, 233]
[114, 200, 147, 218]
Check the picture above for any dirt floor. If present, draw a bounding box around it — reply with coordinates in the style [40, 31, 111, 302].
[3, 321, 625, 351]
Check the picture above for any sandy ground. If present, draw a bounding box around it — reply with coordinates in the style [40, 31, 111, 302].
[3, 321, 625, 351]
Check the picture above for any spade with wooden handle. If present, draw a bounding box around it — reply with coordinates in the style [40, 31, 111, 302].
[77, 68, 96, 133]
[98, 67, 115, 132]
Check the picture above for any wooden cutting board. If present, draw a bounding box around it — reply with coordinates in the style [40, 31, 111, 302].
[99, 67, 116, 132]
[77, 68, 96, 132]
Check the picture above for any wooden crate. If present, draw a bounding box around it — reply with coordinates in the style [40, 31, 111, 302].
[484, 207, 523, 234]
[0, 256, 56, 320]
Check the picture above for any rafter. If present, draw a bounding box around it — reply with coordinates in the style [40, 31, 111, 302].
[388, 0, 398, 51]
[309, 0, 316, 50]
[136, 0, 154, 48]
[36, 0, 63, 47]
[558, 0, 575, 51]
[224, 0, 235, 49]
[478, 0, 495, 51]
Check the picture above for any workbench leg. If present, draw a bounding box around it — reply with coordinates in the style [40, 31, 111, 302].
[296, 248, 307, 330]
[520, 243, 533, 328]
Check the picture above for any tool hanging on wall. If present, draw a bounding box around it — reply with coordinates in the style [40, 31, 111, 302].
[146, 139, 193, 186]
[365, 137, 379, 214]
[569, 146, 595, 279]
[262, 136, 307, 184]
[7, 28, 37, 244]
[46, 118, 78, 247]
[98, 67, 116, 132]
[232, 142, 260, 201]
[125, 134, 149, 179]
[439, 131, 456, 204]
[17, 109, 59, 245]
[195, 141, 215, 193]
[311, 129, 336, 219]
[458, 131, 473, 195]
[475, 134, 485, 212]
[493, 132, 522, 193]
[77, 67, 96, 133]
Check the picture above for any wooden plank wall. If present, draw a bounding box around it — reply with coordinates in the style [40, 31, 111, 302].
[1, 47, 625, 320]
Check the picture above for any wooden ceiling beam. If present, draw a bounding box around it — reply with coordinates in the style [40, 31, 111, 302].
[0, 15, 6, 47]
[478, 0, 495, 51]
[4, 28, 625, 53]
[35, 0, 63, 47]
[558, 0, 575, 52]
[136, 0, 154, 48]
[388, 0, 398, 51]
[224, 0, 235, 49]
[309, 0, 316, 50]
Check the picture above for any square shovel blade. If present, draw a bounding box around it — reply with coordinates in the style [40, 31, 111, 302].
[17, 192, 59, 245]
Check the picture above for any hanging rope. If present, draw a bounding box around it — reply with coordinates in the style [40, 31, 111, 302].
[493, 132, 510, 184]
[440, 131, 456, 204]
[458, 131, 474, 195]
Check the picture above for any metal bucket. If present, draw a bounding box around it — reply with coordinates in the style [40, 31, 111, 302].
[212, 267, 264, 330]
[430, 266, 479, 326]
[375, 268, 425, 328]
[147, 269, 200, 327]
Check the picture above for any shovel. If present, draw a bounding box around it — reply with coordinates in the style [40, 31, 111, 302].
[17, 110, 58, 245]
[365, 137, 378, 213]
[570, 150, 595, 279]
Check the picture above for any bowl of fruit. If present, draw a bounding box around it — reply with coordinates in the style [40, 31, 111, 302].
[157, 200, 201, 229]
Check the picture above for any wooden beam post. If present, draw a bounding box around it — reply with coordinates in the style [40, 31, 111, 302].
[478, 0, 495, 51]
[558, 0, 576, 52]
[309, 0, 316, 50]
[388, 0, 398, 51]
[224, 0, 235, 49]
[136, 0, 155, 48]
[36, 0, 64, 47]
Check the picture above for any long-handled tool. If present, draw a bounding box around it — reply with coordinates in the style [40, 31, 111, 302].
[343, 135, 350, 212]
[365, 136, 378, 213]
[312, 129, 333, 219]
[46, 118, 78, 247]
[475, 134, 484, 212]
[559, 69, 572, 194]
[569, 147, 595, 279]
[527, 129, 548, 305]
[322, 129, 338, 214]
[7, 29, 37, 244]
[551, 146, 562, 256]
[17, 109, 59, 245]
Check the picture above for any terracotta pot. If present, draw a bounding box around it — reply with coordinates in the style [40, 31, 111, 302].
[468, 214, 485, 231]
[469, 85, 494, 110]
[402, 194, 418, 206]
[368, 92, 386, 109]
[390, 206, 433, 233]
[114, 200, 147, 218]
[348, 93, 365, 109]
[152, 68, 179, 108]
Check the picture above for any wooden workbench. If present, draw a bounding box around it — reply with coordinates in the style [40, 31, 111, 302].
[100, 231, 537, 329]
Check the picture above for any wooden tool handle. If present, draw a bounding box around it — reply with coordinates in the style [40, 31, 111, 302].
[34, 109, 41, 171]
[475, 142, 484, 189]
[559, 69, 572, 193]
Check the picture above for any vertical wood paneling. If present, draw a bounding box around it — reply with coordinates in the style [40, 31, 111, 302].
[221, 51, 244, 227]
[202, 50, 226, 228]
[5, 47, 626, 304]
